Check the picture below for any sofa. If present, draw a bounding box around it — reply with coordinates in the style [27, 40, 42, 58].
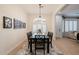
[64, 31, 77, 40]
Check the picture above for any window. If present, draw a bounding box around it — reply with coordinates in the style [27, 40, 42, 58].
[69, 21, 73, 31]
[65, 21, 69, 32]
[73, 21, 77, 31]
[65, 20, 77, 32]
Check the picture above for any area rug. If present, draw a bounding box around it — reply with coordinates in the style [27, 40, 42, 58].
[16, 44, 64, 55]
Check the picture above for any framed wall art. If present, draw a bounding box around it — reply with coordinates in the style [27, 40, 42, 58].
[14, 18, 21, 29]
[13, 18, 26, 29]
[3, 16, 12, 28]
[20, 22, 26, 28]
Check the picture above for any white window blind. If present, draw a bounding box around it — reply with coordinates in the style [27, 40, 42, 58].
[65, 20, 77, 32]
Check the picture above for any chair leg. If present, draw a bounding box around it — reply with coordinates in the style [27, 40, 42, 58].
[44, 49, 45, 54]
[51, 42, 53, 48]
[51, 39, 53, 48]
[28, 41, 29, 48]
[35, 40, 36, 55]
[44, 44, 45, 54]
[44, 40, 45, 55]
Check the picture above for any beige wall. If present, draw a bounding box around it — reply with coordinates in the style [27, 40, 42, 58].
[27, 14, 53, 32]
[0, 5, 28, 54]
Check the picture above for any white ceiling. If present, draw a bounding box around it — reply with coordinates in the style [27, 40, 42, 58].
[19, 4, 63, 15]
[60, 4, 79, 17]
[19, 4, 79, 17]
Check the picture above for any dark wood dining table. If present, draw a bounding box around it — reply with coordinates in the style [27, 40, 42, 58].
[29, 35, 49, 54]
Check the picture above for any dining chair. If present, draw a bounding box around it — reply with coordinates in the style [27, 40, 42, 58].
[47, 32, 53, 48]
[77, 33, 79, 42]
[35, 35, 45, 55]
[27, 31, 32, 48]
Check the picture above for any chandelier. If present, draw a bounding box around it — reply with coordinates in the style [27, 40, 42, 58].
[33, 4, 45, 22]
[32, 4, 48, 35]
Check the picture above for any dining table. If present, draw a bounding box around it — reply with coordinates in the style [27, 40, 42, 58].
[29, 34, 49, 54]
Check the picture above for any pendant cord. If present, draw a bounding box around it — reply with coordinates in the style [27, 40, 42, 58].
[39, 4, 42, 18]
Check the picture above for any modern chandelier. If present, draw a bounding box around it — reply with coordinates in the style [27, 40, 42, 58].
[33, 4, 46, 22]
[32, 4, 48, 35]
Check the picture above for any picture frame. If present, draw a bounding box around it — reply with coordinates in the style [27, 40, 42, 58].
[13, 18, 26, 29]
[3, 16, 12, 28]
[14, 18, 20, 29]
[23, 23, 26, 28]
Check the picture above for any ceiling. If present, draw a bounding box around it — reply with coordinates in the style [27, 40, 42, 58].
[60, 4, 79, 17]
[19, 4, 63, 15]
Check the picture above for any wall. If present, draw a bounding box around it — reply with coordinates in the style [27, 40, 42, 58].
[0, 5, 28, 54]
[55, 14, 63, 38]
[52, 4, 65, 40]
[77, 20, 79, 31]
[27, 14, 53, 32]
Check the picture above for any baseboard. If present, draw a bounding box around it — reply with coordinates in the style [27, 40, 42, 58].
[8, 39, 26, 55]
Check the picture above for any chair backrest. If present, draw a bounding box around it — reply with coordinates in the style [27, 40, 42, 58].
[27, 31, 32, 39]
[77, 33, 79, 39]
[47, 32, 53, 39]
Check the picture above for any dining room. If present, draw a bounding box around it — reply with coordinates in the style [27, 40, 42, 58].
[14, 4, 64, 55]
[0, 4, 65, 55]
